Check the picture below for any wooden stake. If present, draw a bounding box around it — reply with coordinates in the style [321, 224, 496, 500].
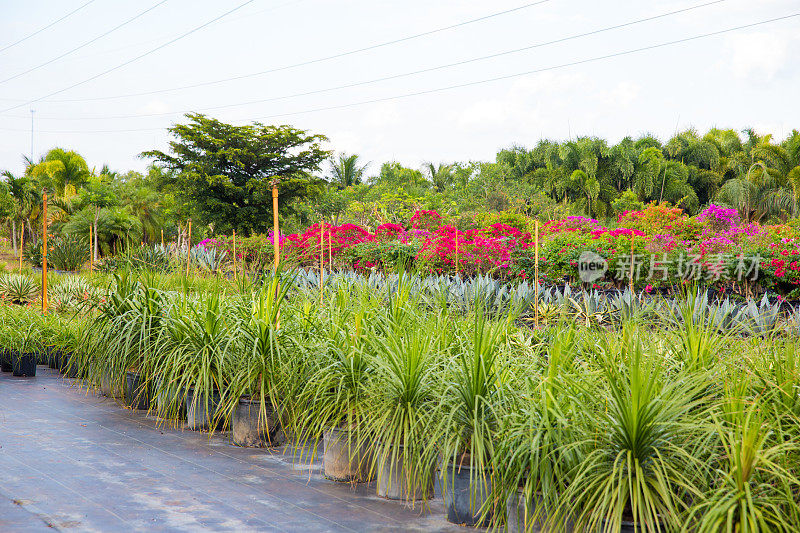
[42, 191, 48, 314]
[629, 236, 635, 294]
[455, 230, 459, 275]
[89, 225, 93, 271]
[534, 220, 539, 327]
[319, 222, 324, 305]
[272, 182, 280, 271]
[232, 230, 237, 280]
[185, 219, 192, 277]
[161, 228, 164, 247]
[328, 220, 332, 273]
[18, 227, 23, 273]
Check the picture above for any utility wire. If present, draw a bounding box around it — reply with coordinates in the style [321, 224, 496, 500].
[0, 0, 259, 114]
[0, 0, 171, 85]
[5, 0, 726, 121]
[7, 0, 556, 104]
[0, 0, 98, 55]
[1, 12, 796, 134]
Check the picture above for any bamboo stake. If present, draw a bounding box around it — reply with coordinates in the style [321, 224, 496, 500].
[18, 227, 23, 273]
[185, 219, 192, 277]
[89, 225, 93, 271]
[272, 182, 280, 271]
[328, 220, 332, 273]
[232, 230, 237, 280]
[161, 228, 164, 247]
[42, 191, 48, 314]
[629, 236, 635, 294]
[534, 220, 539, 327]
[455, 230, 459, 275]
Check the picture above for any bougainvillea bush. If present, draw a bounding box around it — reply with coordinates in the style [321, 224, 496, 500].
[204, 205, 800, 296]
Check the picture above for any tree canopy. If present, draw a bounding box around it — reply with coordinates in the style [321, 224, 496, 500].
[141, 113, 329, 235]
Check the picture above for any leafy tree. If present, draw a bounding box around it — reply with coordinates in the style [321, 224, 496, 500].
[141, 113, 329, 235]
[78, 177, 118, 260]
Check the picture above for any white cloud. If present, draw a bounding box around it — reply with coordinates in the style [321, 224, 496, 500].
[138, 100, 170, 115]
[725, 31, 793, 80]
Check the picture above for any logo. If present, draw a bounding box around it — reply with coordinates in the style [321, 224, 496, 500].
[578, 251, 608, 283]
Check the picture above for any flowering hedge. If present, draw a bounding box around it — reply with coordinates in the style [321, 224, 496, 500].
[202, 206, 800, 296]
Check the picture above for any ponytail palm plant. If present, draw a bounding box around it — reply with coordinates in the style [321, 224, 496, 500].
[293, 283, 377, 467]
[688, 386, 800, 532]
[160, 290, 231, 426]
[559, 330, 711, 532]
[364, 311, 442, 504]
[437, 307, 507, 518]
[224, 272, 299, 441]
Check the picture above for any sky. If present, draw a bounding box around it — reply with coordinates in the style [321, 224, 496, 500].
[0, 0, 798, 178]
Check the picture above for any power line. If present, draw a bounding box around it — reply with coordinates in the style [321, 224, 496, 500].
[4, 0, 727, 121]
[0, 12, 796, 135]
[0, 0, 98, 55]
[4, 0, 556, 104]
[0, 0, 171, 85]
[0, 0, 259, 114]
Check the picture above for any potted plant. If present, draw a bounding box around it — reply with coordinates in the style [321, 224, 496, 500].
[438, 309, 506, 527]
[163, 290, 230, 431]
[559, 329, 709, 532]
[227, 273, 294, 447]
[294, 284, 376, 481]
[364, 309, 441, 503]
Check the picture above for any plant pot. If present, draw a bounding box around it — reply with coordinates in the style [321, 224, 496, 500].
[185, 388, 222, 431]
[125, 370, 150, 410]
[233, 396, 284, 447]
[100, 369, 122, 398]
[0, 349, 12, 372]
[323, 426, 372, 482]
[507, 489, 572, 533]
[443, 463, 492, 527]
[46, 347, 57, 369]
[11, 352, 37, 377]
[376, 447, 434, 501]
[59, 351, 79, 378]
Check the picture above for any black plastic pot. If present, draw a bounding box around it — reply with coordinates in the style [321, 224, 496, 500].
[185, 387, 222, 431]
[443, 463, 492, 527]
[59, 351, 79, 378]
[233, 396, 283, 447]
[12, 352, 37, 377]
[0, 349, 12, 372]
[125, 370, 150, 410]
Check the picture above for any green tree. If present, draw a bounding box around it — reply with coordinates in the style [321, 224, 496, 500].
[78, 177, 118, 260]
[423, 162, 454, 192]
[27, 148, 90, 197]
[142, 113, 329, 235]
[328, 153, 368, 189]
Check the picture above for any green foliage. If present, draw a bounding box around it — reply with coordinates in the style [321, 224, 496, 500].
[142, 113, 330, 235]
[48, 234, 90, 271]
[611, 188, 644, 216]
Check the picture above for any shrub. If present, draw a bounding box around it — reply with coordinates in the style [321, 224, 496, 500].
[48, 234, 89, 271]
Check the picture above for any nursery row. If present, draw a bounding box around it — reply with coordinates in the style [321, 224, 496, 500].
[3, 272, 800, 531]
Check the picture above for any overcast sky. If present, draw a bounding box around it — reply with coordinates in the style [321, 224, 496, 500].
[0, 0, 798, 177]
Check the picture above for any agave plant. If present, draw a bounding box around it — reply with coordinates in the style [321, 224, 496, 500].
[191, 245, 229, 274]
[0, 274, 40, 305]
[739, 294, 781, 336]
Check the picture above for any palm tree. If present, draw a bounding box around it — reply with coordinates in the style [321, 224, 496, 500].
[422, 162, 454, 192]
[328, 153, 368, 189]
[27, 148, 90, 198]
